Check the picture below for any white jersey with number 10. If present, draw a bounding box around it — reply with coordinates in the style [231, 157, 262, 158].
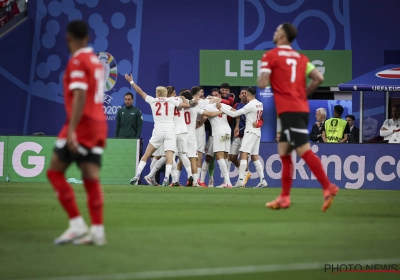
[174, 105, 189, 135]
[184, 106, 204, 140]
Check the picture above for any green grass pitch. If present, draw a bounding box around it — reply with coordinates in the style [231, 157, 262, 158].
[1, 183, 400, 280]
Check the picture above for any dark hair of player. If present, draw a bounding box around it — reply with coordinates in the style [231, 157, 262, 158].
[281, 22, 297, 43]
[212, 88, 221, 95]
[166, 86, 175, 95]
[67, 20, 89, 40]
[345, 115, 355, 121]
[334, 105, 344, 116]
[220, 83, 230, 89]
[180, 90, 192, 100]
[246, 87, 256, 95]
[124, 92, 134, 99]
[191, 86, 202, 96]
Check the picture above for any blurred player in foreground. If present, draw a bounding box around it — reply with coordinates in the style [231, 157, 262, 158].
[47, 20, 107, 245]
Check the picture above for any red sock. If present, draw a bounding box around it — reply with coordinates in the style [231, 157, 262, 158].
[301, 150, 330, 190]
[83, 178, 103, 225]
[280, 155, 293, 196]
[47, 170, 80, 219]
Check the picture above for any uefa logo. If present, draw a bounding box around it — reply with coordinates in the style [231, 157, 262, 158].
[97, 52, 117, 92]
[259, 86, 273, 98]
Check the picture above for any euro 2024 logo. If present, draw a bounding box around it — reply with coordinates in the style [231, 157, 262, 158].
[97, 52, 121, 120]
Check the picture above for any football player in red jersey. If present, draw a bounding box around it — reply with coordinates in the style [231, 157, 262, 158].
[46, 21, 107, 245]
[258, 23, 339, 211]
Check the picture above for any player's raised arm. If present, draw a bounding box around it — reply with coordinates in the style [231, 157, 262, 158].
[306, 62, 324, 96]
[125, 73, 147, 100]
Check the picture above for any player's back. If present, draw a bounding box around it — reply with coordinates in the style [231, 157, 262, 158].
[146, 96, 179, 131]
[204, 103, 231, 134]
[261, 46, 309, 115]
[243, 99, 263, 137]
[64, 47, 105, 122]
[185, 106, 203, 137]
[174, 105, 188, 134]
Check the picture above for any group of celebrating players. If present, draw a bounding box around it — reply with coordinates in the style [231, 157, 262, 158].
[126, 78, 269, 189]
[46, 20, 339, 246]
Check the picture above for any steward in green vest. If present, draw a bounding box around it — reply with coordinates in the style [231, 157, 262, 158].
[322, 105, 350, 143]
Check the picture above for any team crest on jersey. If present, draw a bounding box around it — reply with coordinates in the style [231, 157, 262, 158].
[97, 52, 117, 92]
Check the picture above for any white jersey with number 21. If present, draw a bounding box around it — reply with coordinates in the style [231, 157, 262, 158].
[146, 96, 181, 132]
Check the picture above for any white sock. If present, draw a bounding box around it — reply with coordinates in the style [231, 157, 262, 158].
[253, 160, 264, 182]
[217, 159, 231, 185]
[200, 161, 210, 182]
[171, 158, 177, 182]
[176, 170, 182, 182]
[165, 164, 172, 181]
[148, 157, 166, 178]
[90, 225, 104, 237]
[192, 173, 198, 182]
[69, 216, 86, 229]
[136, 161, 146, 177]
[179, 153, 192, 177]
[197, 167, 201, 177]
[239, 160, 247, 180]
[150, 158, 158, 172]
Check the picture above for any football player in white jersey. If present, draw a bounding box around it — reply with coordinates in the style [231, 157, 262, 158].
[166, 87, 195, 186]
[200, 95, 233, 188]
[219, 87, 268, 188]
[194, 86, 209, 177]
[199, 89, 233, 187]
[176, 89, 222, 186]
[125, 74, 190, 186]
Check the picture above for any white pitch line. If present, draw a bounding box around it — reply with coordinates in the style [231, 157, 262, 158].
[19, 258, 400, 280]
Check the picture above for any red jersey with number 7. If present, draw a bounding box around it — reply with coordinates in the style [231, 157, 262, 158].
[59, 47, 107, 148]
[260, 45, 309, 115]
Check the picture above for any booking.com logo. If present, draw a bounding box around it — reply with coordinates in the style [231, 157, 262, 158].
[228, 144, 400, 189]
[266, 145, 400, 189]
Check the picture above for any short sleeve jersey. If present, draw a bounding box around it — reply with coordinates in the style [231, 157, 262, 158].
[174, 105, 189, 135]
[145, 96, 181, 132]
[184, 106, 204, 139]
[239, 99, 263, 137]
[63, 47, 106, 122]
[203, 103, 231, 135]
[260, 46, 310, 115]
